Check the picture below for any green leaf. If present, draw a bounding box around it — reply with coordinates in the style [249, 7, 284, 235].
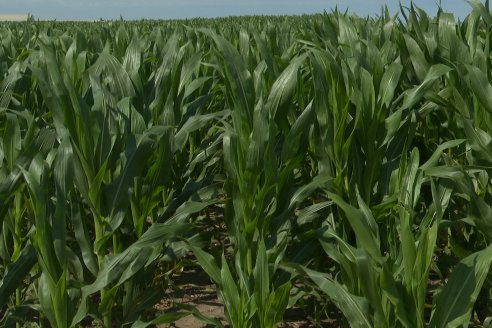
[378, 62, 403, 108]
[403, 33, 429, 82]
[220, 253, 241, 323]
[3, 113, 21, 170]
[326, 191, 381, 260]
[104, 131, 158, 231]
[72, 222, 188, 326]
[467, 0, 492, 25]
[430, 245, 492, 328]
[402, 64, 452, 110]
[130, 312, 190, 328]
[421, 139, 466, 171]
[175, 110, 229, 150]
[0, 244, 37, 309]
[201, 29, 255, 127]
[254, 239, 269, 324]
[466, 64, 492, 115]
[281, 262, 372, 328]
[265, 54, 307, 119]
[281, 101, 314, 162]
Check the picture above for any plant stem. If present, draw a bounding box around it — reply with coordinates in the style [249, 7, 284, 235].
[94, 216, 112, 327]
[14, 192, 22, 328]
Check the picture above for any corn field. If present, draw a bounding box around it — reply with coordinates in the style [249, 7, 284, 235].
[1, 2, 492, 327]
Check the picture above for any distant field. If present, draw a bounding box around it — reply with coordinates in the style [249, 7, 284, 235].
[1, 8, 492, 328]
[0, 14, 29, 21]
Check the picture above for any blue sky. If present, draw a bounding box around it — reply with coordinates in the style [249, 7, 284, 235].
[0, 0, 473, 20]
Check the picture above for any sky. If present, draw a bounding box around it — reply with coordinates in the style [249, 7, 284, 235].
[0, 0, 474, 21]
